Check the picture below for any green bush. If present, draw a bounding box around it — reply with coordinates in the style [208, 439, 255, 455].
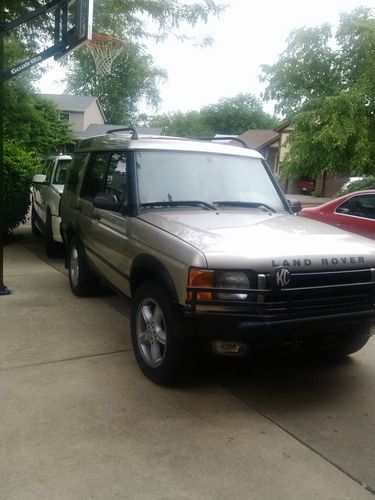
[1, 140, 41, 236]
[337, 177, 375, 197]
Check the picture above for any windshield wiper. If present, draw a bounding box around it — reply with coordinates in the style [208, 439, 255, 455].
[140, 200, 218, 211]
[213, 201, 276, 213]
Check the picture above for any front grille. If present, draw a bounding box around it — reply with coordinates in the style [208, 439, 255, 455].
[186, 268, 375, 319]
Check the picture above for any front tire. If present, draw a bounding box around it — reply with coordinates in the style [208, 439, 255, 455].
[313, 327, 371, 357]
[334, 331, 371, 356]
[131, 281, 188, 385]
[68, 237, 99, 296]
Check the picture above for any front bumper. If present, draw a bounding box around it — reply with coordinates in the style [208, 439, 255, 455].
[182, 309, 375, 348]
[183, 267, 375, 346]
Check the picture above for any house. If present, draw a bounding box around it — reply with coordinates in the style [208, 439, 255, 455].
[40, 94, 162, 151]
[40, 94, 106, 139]
[237, 123, 349, 197]
[236, 128, 279, 173]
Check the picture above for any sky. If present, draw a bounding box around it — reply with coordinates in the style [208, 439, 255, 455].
[37, 0, 372, 116]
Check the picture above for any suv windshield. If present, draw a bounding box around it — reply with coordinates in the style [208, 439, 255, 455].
[136, 151, 286, 212]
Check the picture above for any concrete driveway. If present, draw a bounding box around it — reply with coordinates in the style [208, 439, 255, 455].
[1, 225, 374, 500]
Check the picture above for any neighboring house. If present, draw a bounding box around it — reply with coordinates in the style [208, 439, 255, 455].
[40, 94, 162, 151]
[237, 123, 349, 197]
[235, 129, 279, 172]
[40, 94, 106, 140]
[82, 124, 162, 138]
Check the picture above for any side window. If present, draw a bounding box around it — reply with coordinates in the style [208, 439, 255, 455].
[54, 159, 71, 184]
[43, 160, 53, 174]
[80, 152, 110, 199]
[65, 153, 88, 193]
[336, 195, 375, 219]
[106, 152, 127, 203]
[44, 161, 54, 183]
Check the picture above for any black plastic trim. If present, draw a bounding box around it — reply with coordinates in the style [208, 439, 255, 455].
[130, 254, 178, 302]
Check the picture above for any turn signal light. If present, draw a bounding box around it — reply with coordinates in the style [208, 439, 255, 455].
[188, 268, 214, 301]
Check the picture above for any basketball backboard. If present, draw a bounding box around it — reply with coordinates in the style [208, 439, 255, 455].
[2, 0, 93, 81]
[54, 0, 94, 59]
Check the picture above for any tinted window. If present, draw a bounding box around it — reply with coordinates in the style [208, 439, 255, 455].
[106, 153, 127, 203]
[80, 153, 110, 199]
[65, 153, 88, 193]
[44, 160, 54, 183]
[53, 159, 71, 184]
[336, 195, 375, 219]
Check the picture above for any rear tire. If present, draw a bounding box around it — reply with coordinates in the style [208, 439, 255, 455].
[131, 280, 189, 385]
[68, 237, 99, 296]
[31, 205, 40, 236]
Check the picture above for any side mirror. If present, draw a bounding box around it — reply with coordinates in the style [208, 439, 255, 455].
[93, 192, 121, 212]
[288, 199, 302, 214]
[33, 174, 47, 184]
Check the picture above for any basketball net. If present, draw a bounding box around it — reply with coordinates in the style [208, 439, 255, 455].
[87, 35, 126, 76]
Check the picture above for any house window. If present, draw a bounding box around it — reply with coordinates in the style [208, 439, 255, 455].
[60, 112, 70, 122]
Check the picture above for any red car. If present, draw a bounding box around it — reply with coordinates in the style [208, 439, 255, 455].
[299, 190, 375, 239]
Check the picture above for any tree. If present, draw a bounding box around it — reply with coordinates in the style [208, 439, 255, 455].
[4, 1, 224, 123]
[1, 141, 41, 236]
[260, 7, 375, 181]
[150, 93, 278, 137]
[200, 94, 278, 134]
[149, 110, 211, 137]
[63, 0, 224, 122]
[65, 43, 167, 124]
[1, 20, 74, 234]
[3, 29, 73, 154]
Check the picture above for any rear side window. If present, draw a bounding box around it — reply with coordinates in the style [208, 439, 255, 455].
[65, 153, 88, 193]
[80, 152, 110, 199]
[106, 153, 127, 203]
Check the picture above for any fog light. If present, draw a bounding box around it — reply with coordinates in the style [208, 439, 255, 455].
[212, 340, 247, 356]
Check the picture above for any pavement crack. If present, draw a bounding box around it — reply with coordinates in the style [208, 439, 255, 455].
[222, 384, 375, 497]
[0, 348, 132, 372]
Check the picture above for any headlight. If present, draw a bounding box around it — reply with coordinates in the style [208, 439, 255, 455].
[217, 272, 249, 300]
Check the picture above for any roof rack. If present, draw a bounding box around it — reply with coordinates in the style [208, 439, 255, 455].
[107, 127, 138, 139]
[193, 136, 248, 148]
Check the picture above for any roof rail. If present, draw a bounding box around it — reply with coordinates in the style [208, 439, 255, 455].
[107, 127, 138, 139]
[193, 136, 248, 148]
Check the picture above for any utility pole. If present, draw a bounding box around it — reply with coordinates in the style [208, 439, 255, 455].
[0, 5, 9, 295]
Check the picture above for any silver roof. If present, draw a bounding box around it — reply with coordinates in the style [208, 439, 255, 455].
[77, 133, 263, 158]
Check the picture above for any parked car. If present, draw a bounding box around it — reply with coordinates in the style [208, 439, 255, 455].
[60, 129, 375, 385]
[297, 177, 315, 194]
[299, 190, 375, 239]
[31, 153, 72, 256]
[340, 177, 365, 193]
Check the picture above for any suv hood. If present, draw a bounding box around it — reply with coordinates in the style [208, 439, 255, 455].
[139, 210, 375, 271]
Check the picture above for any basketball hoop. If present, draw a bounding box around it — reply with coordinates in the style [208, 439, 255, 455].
[87, 35, 126, 76]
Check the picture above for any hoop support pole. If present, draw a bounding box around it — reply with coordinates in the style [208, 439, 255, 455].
[0, 11, 9, 295]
